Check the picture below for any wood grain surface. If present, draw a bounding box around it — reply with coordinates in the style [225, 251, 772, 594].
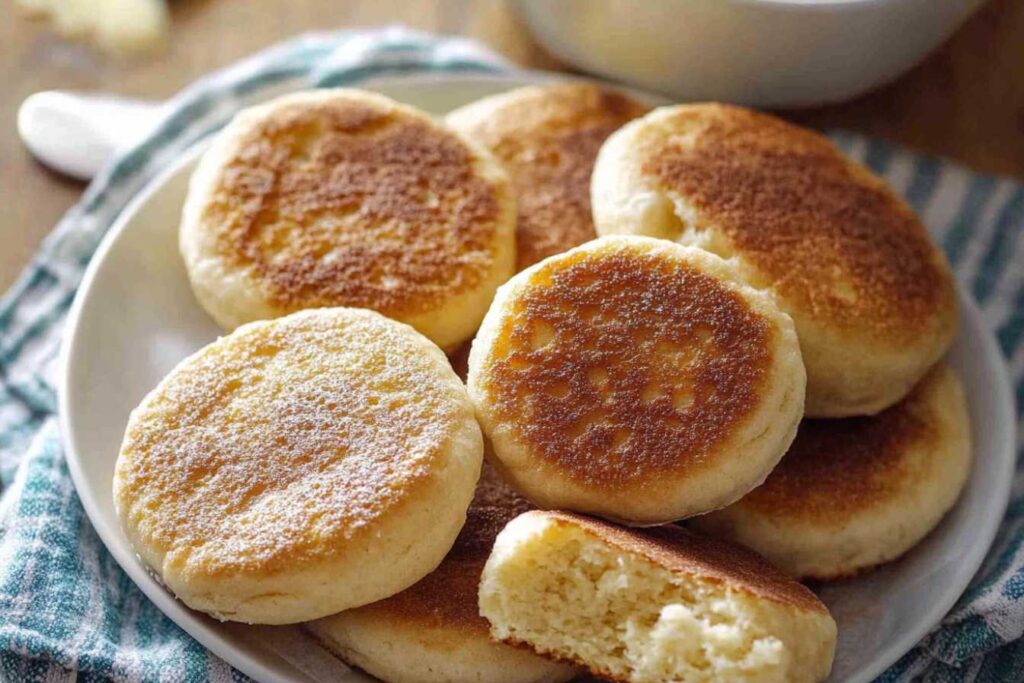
[1, 0, 1022, 291]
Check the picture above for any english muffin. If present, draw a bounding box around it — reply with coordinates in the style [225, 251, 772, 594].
[113, 307, 483, 624]
[480, 511, 837, 683]
[180, 88, 516, 350]
[592, 103, 957, 417]
[467, 235, 805, 525]
[447, 83, 649, 270]
[693, 363, 972, 579]
[306, 466, 578, 683]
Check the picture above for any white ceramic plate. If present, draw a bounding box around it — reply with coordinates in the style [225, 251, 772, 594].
[60, 73, 1016, 683]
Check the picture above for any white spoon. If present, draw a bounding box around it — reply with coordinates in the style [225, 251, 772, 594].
[17, 90, 163, 181]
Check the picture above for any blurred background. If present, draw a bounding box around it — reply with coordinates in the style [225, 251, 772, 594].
[2, 0, 1023, 292]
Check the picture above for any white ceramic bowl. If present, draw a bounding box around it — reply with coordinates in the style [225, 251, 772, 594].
[60, 73, 1015, 682]
[512, 0, 984, 107]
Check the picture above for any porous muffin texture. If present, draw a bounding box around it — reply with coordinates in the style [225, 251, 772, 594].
[180, 88, 516, 349]
[467, 235, 805, 525]
[591, 103, 957, 416]
[447, 83, 649, 269]
[480, 511, 836, 683]
[694, 364, 972, 579]
[113, 307, 482, 624]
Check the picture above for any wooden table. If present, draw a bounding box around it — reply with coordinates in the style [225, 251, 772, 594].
[2, 0, 1023, 292]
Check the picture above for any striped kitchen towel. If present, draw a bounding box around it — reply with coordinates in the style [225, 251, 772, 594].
[1, 26, 1022, 683]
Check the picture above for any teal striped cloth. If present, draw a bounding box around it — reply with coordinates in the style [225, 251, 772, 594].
[0, 27, 1021, 683]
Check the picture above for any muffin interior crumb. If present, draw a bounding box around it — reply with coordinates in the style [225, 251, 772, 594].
[481, 516, 833, 683]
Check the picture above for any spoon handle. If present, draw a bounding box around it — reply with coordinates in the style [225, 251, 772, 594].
[18, 91, 164, 182]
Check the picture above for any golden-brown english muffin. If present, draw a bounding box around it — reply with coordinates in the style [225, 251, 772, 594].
[480, 511, 837, 683]
[180, 88, 516, 350]
[693, 363, 972, 580]
[113, 308, 483, 624]
[467, 235, 805, 525]
[447, 83, 649, 270]
[306, 466, 578, 683]
[591, 103, 957, 417]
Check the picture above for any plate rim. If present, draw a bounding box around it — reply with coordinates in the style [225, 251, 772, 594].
[849, 286, 1016, 682]
[57, 70, 1017, 683]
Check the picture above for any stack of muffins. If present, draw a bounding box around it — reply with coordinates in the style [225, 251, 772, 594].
[113, 82, 968, 683]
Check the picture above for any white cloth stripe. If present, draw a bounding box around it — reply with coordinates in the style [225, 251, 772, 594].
[958, 180, 1015, 285]
[924, 166, 968, 241]
[886, 152, 915, 196]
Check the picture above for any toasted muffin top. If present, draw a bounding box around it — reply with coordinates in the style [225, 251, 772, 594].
[636, 103, 955, 346]
[358, 465, 532, 632]
[738, 364, 961, 521]
[114, 308, 470, 580]
[196, 90, 511, 318]
[479, 237, 776, 487]
[537, 510, 829, 614]
[449, 83, 649, 269]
